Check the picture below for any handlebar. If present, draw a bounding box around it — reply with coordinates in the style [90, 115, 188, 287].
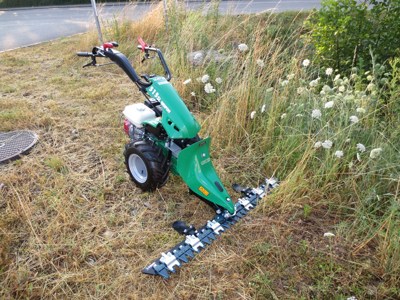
[137, 45, 172, 82]
[76, 40, 172, 89]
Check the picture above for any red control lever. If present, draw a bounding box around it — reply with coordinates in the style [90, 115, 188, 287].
[103, 42, 114, 49]
[137, 37, 148, 52]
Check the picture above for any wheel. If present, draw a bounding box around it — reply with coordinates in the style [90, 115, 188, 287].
[124, 141, 169, 191]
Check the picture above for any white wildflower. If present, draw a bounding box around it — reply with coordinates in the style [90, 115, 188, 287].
[193, 52, 203, 61]
[287, 73, 295, 80]
[302, 59, 310, 67]
[297, 87, 305, 94]
[325, 68, 333, 76]
[334, 74, 341, 81]
[250, 111, 256, 119]
[215, 77, 223, 84]
[309, 77, 320, 87]
[190, 92, 196, 97]
[334, 150, 344, 158]
[356, 143, 366, 153]
[201, 74, 210, 83]
[367, 83, 375, 91]
[256, 59, 265, 68]
[338, 85, 346, 92]
[323, 232, 335, 238]
[350, 115, 359, 124]
[370, 148, 382, 159]
[204, 83, 215, 94]
[367, 75, 373, 81]
[324, 101, 334, 109]
[281, 80, 289, 87]
[346, 296, 357, 300]
[238, 43, 249, 52]
[183, 78, 192, 85]
[356, 107, 366, 114]
[261, 104, 266, 113]
[322, 140, 333, 149]
[281, 113, 287, 119]
[311, 109, 322, 120]
[314, 141, 322, 149]
[322, 85, 331, 93]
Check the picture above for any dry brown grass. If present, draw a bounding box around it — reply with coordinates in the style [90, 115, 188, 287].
[1, 4, 398, 300]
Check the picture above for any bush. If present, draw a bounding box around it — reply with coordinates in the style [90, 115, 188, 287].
[307, 0, 400, 71]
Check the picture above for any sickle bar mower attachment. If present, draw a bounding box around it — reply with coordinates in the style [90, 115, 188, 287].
[142, 177, 279, 279]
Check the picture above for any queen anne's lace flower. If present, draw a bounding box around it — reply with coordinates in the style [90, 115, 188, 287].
[314, 141, 322, 149]
[309, 77, 320, 87]
[356, 143, 366, 152]
[281, 80, 289, 87]
[339, 85, 346, 92]
[324, 101, 334, 109]
[287, 73, 295, 80]
[322, 140, 333, 149]
[356, 107, 366, 114]
[250, 111, 256, 119]
[215, 77, 223, 84]
[297, 87, 305, 94]
[302, 59, 310, 67]
[335, 150, 344, 158]
[238, 43, 249, 52]
[311, 109, 322, 119]
[256, 59, 265, 67]
[183, 79, 192, 85]
[325, 68, 333, 76]
[350, 115, 359, 124]
[367, 83, 376, 91]
[204, 83, 215, 94]
[201, 74, 210, 83]
[370, 148, 382, 159]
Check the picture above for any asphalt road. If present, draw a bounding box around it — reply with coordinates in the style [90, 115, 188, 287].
[0, 1, 321, 52]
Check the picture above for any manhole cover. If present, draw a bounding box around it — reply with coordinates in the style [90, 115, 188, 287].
[0, 131, 38, 163]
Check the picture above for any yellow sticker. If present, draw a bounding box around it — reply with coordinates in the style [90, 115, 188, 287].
[198, 186, 209, 196]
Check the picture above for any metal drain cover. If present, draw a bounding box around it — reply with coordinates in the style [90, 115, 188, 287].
[0, 131, 38, 163]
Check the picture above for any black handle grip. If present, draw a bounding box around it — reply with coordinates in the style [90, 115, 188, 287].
[77, 52, 93, 57]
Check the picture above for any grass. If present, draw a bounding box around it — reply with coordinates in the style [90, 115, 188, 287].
[1, 1, 399, 299]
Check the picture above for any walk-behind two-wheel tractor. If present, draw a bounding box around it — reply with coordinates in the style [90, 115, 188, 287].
[77, 38, 278, 278]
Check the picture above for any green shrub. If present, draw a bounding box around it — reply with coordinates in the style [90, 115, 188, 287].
[307, 0, 400, 71]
